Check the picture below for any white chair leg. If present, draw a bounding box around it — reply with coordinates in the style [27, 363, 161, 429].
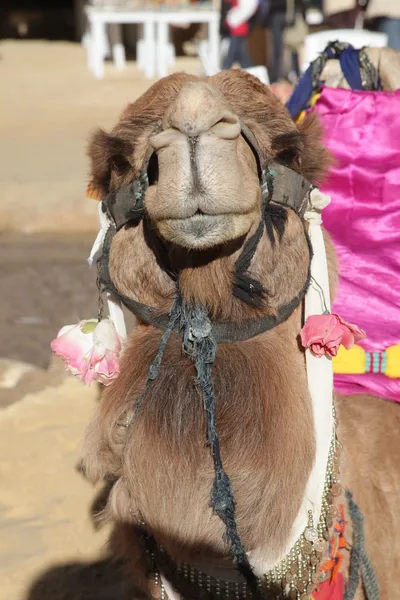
[156, 21, 169, 78]
[143, 20, 156, 78]
[167, 41, 176, 68]
[208, 18, 220, 75]
[136, 24, 144, 71]
[91, 18, 106, 78]
[137, 39, 144, 71]
[101, 23, 110, 59]
[197, 39, 214, 76]
[113, 43, 126, 70]
[109, 23, 126, 71]
[85, 29, 94, 72]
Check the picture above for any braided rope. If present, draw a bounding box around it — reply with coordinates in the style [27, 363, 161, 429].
[344, 489, 380, 600]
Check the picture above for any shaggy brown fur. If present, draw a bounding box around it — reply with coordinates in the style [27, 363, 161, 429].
[337, 394, 400, 600]
[80, 71, 399, 600]
[83, 71, 331, 584]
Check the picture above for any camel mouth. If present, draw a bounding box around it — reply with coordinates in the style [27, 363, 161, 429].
[156, 213, 254, 250]
[158, 214, 228, 249]
[165, 213, 224, 228]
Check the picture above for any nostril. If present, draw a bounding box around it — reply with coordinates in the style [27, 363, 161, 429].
[147, 153, 159, 186]
[184, 120, 195, 134]
[215, 112, 239, 126]
[210, 112, 241, 140]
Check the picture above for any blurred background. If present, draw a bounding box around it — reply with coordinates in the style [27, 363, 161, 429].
[0, 1, 399, 598]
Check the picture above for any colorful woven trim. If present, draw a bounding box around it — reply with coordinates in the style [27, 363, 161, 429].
[333, 344, 400, 378]
[365, 351, 387, 374]
[312, 573, 344, 600]
[296, 93, 321, 124]
[312, 504, 347, 599]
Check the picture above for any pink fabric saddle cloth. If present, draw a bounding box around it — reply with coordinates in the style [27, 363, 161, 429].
[312, 87, 400, 402]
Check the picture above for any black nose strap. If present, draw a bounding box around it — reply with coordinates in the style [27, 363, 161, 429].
[101, 124, 312, 231]
[102, 171, 148, 231]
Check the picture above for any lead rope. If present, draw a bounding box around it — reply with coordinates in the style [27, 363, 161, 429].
[179, 300, 259, 597]
[344, 489, 380, 600]
[133, 285, 260, 598]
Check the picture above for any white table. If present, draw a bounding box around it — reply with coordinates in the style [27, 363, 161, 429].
[86, 7, 157, 78]
[85, 6, 220, 80]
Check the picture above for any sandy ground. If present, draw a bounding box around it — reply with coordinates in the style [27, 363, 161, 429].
[0, 40, 201, 599]
[0, 378, 106, 600]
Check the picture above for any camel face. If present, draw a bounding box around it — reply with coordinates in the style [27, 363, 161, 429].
[89, 72, 326, 256]
[89, 72, 330, 314]
[147, 81, 260, 249]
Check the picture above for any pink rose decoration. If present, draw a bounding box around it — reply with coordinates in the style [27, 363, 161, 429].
[300, 314, 366, 358]
[51, 319, 122, 385]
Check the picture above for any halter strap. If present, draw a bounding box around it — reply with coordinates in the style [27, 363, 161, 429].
[101, 123, 313, 233]
[98, 224, 312, 344]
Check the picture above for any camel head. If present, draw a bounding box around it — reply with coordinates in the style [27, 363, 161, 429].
[89, 73, 330, 309]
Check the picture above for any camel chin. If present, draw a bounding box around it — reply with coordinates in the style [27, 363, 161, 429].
[155, 212, 255, 250]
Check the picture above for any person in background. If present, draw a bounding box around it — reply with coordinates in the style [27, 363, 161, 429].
[365, 1, 400, 51]
[221, 0, 259, 70]
[264, 0, 308, 83]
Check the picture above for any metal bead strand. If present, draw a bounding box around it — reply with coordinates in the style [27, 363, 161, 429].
[160, 581, 166, 600]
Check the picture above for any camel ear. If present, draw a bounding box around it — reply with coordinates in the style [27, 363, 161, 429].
[87, 128, 133, 199]
[271, 113, 332, 184]
[295, 113, 333, 183]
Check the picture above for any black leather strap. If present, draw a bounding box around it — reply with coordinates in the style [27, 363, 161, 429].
[97, 122, 314, 340]
[101, 124, 312, 232]
[267, 162, 312, 218]
[98, 226, 312, 345]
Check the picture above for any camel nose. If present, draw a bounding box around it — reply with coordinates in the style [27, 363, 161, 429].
[164, 81, 241, 140]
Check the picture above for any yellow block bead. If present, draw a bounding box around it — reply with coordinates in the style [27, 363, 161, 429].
[385, 345, 400, 378]
[333, 345, 366, 375]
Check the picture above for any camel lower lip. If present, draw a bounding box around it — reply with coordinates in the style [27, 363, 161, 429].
[155, 213, 255, 250]
[181, 213, 221, 222]
[163, 214, 225, 237]
[156, 214, 230, 249]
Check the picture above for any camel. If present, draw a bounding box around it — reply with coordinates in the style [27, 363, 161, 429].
[80, 70, 400, 600]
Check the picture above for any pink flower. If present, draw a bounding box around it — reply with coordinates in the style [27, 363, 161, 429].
[51, 319, 121, 385]
[300, 314, 366, 358]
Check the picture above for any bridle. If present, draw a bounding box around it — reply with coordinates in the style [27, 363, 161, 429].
[98, 123, 315, 344]
[101, 124, 312, 231]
